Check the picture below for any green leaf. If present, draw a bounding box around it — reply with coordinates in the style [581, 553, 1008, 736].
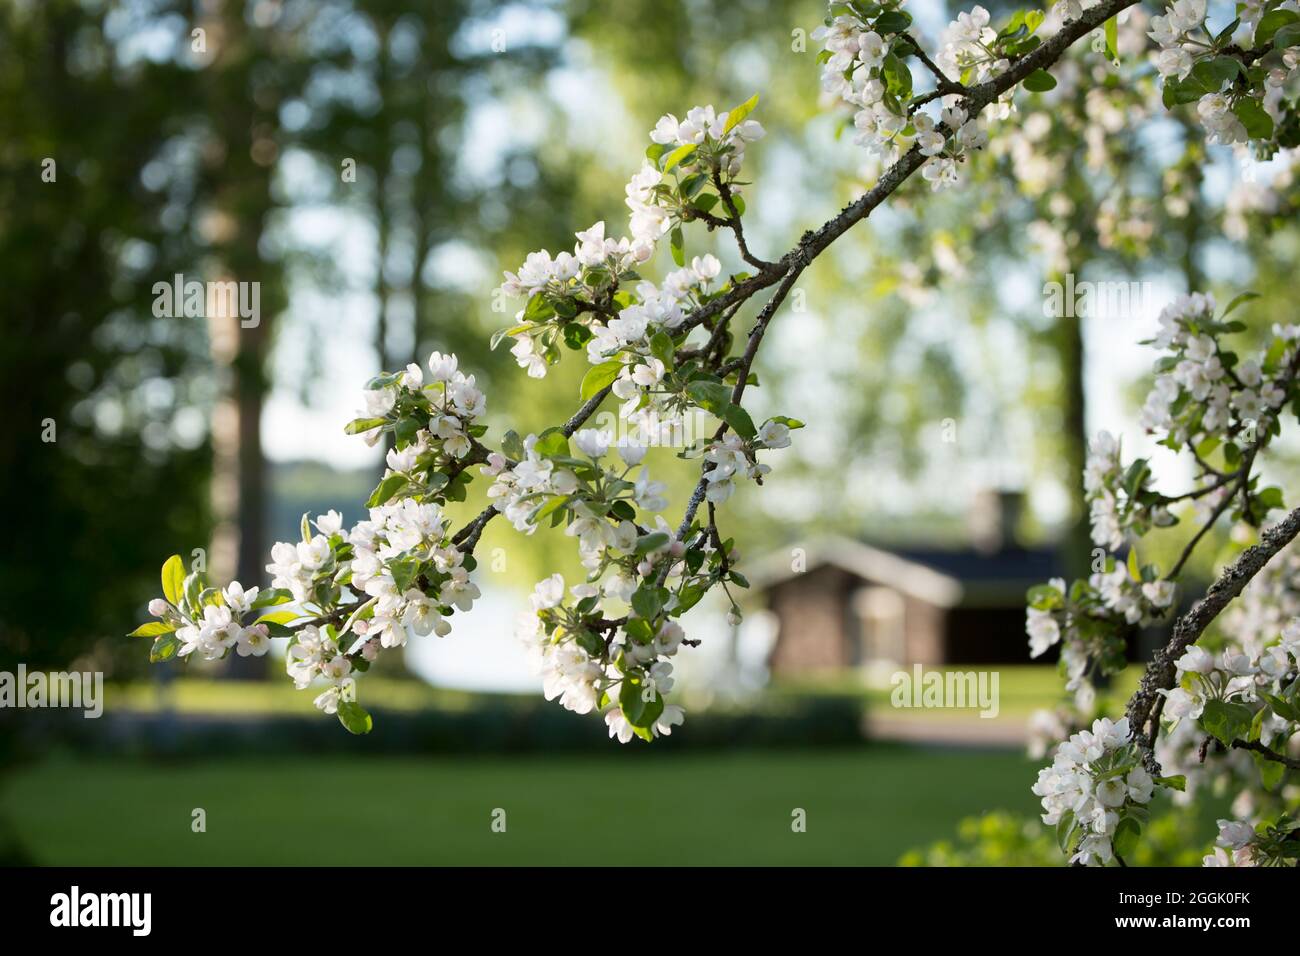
[1253, 750, 1285, 789]
[1232, 98, 1274, 140]
[344, 417, 387, 436]
[631, 586, 664, 619]
[182, 571, 204, 614]
[533, 430, 570, 459]
[723, 403, 757, 440]
[634, 531, 670, 555]
[662, 143, 697, 172]
[1257, 8, 1300, 44]
[1156, 774, 1186, 792]
[686, 380, 733, 417]
[1274, 22, 1300, 49]
[618, 673, 665, 729]
[1190, 56, 1241, 94]
[1263, 693, 1300, 722]
[674, 583, 706, 615]
[1023, 69, 1057, 92]
[1104, 16, 1118, 61]
[337, 700, 373, 735]
[255, 610, 302, 628]
[490, 323, 532, 351]
[366, 473, 408, 508]
[161, 555, 185, 605]
[1112, 816, 1142, 859]
[1221, 291, 1259, 318]
[875, 9, 912, 33]
[1199, 698, 1255, 746]
[150, 633, 182, 663]
[722, 93, 759, 134]
[649, 329, 675, 368]
[561, 322, 592, 350]
[883, 52, 913, 100]
[1257, 486, 1285, 511]
[580, 360, 623, 400]
[522, 293, 553, 323]
[531, 495, 571, 524]
[670, 225, 685, 267]
[502, 429, 525, 461]
[251, 588, 294, 610]
[129, 621, 176, 638]
[1056, 809, 1076, 853]
[1162, 76, 1204, 107]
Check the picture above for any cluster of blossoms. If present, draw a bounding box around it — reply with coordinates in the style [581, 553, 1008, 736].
[688, 419, 793, 504]
[1148, 0, 1300, 149]
[1082, 430, 1175, 553]
[1204, 815, 1300, 865]
[1149, 548, 1300, 847]
[133, 350, 489, 733]
[1028, 290, 1300, 864]
[814, 3, 1047, 188]
[498, 96, 763, 392]
[1031, 716, 1158, 865]
[1139, 291, 1295, 451]
[935, 6, 1009, 84]
[1026, 567, 1173, 712]
[1158, 630, 1300, 726]
[349, 349, 487, 464]
[481, 97, 804, 742]
[516, 572, 688, 743]
[140, 578, 276, 662]
[484, 427, 669, 543]
[1028, 290, 1300, 714]
[489, 418, 793, 741]
[261, 491, 482, 720]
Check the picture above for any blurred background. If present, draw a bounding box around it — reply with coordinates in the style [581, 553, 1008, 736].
[1, 0, 1297, 865]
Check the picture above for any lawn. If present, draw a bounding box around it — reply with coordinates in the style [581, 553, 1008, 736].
[1, 746, 1043, 865]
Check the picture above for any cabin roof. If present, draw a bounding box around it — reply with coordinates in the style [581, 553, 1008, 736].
[747, 535, 1063, 609]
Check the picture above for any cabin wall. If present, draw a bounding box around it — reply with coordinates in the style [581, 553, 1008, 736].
[766, 565, 857, 675]
[901, 596, 946, 665]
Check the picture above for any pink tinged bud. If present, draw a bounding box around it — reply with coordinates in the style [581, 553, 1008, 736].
[362, 639, 380, 661]
[669, 541, 685, 558]
[354, 619, 370, 635]
[148, 599, 170, 618]
[254, 624, 270, 638]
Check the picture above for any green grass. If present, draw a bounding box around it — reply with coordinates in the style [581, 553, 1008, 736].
[2, 747, 1042, 865]
[783, 664, 1144, 719]
[110, 676, 509, 716]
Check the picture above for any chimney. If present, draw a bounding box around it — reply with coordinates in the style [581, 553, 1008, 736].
[968, 489, 1022, 554]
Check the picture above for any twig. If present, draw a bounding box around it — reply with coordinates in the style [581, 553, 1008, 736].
[1231, 739, 1300, 771]
[1125, 505, 1300, 773]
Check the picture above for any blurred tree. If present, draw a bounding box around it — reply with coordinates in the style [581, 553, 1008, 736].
[0, 0, 212, 680]
[191, 0, 306, 676]
[0, 0, 213, 860]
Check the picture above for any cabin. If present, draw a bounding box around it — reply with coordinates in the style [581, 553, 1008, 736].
[748, 492, 1064, 675]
